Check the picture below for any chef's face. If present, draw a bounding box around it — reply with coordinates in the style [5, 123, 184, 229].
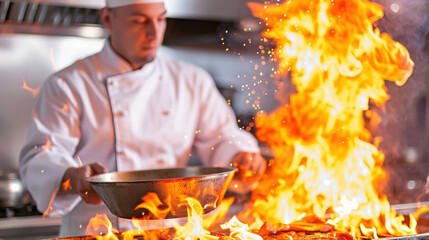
[101, 3, 167, 69]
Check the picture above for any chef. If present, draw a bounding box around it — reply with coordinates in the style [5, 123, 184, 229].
[19, 0, 266, 237]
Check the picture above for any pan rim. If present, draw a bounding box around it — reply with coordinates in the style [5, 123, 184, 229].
[86, 166, 237, 184]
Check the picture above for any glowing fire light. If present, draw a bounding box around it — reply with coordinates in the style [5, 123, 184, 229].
[42, 192, 56, 217]
[173, 197, 218, 240]
[244, 0, 421, 238]
[22, 79, 40, 97]
[172, 196, 260, 239]
[42, 138, 52, 152]
[62, 104, 69, 112]
[85, 196, 237, 239]
[201, 196, 235, 230]
[62, 178, 72, 191]
[86, 195, 355, 239]
[134, 192, 171, 219]
[49, 48, 58, 70]
[221, 216, 263, 240]
[86, 214, 119, 239]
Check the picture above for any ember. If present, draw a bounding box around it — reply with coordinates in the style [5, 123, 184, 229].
[21, 78, 40, 97]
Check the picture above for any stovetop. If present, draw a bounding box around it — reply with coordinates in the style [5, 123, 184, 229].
[1, 202, 429, 240]
[0, 204, 41, 218]
[0, 205, 61, 240]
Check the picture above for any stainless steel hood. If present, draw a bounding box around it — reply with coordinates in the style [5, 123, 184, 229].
[165, 0, 262, 21]
[0, 0, 106, 37]
[1, 0, 263, 20]
[0, 0, 264, 38]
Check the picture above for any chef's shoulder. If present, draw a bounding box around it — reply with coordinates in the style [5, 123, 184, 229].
[44, 53, 100, 89]
[159, 55, 216, 87]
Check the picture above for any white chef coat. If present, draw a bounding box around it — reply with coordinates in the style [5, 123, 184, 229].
[19, 40, 259, 237]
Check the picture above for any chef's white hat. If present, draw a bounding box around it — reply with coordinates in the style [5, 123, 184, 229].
[106, 0, 164, 8]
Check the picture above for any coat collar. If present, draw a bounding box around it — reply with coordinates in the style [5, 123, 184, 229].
[97, 38, 159, 80]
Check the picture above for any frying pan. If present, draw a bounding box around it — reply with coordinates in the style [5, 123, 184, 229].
[87, 166, 236, 219]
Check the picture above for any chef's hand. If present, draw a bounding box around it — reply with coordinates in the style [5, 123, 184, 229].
[59, 163, 108, 204]
[228, 152, 266, 194]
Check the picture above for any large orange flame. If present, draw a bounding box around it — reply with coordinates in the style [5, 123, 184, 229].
[86, 213, 119, 239]
[84, 195, 237, 239]
[62, 178, 72, 191]
[134, 192, 172, 220]
[245, 0, 420, 238]
[172, 197, 218, 240]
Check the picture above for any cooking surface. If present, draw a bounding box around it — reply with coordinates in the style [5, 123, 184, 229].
[381, 233, 429, 240]
[2, 202, 429, 239]
[0, 215, 61, 240]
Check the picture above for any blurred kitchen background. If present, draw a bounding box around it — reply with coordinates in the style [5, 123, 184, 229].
[0, 0, 429, 239]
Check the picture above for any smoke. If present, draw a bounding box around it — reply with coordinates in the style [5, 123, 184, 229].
[370, 0, 429, 200]
[365, 1, 428, 203]
[374, 0, 429, 73]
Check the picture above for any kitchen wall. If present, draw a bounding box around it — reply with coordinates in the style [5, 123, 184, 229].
[0, 33, 278, 171]
[0, 34, 103, 170]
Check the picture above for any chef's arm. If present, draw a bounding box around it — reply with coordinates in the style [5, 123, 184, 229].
[192, 71, 266, 193]
[194, 72, 261, 165]
[58, 163, 108, 204]
[19, 75, 85, 215]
